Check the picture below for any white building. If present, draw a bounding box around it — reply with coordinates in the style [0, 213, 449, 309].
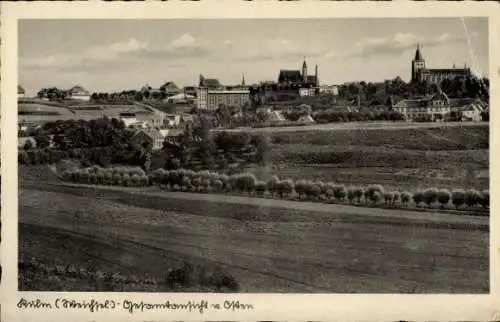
[299, 87, 317, 97]
[69, 85, 91, 101]
[196, 88, 250, 110]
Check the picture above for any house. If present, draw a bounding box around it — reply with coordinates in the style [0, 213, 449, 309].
[69, 85, 91, 101]
[18, 136, 36, 149]
[196, 88, 250, 110]
[163, 128, 184, 144]
[130, 128, 166, 150]
[460, 103, 483, 121]
[18, 85, 26, 98]
[167, 93, 195, 105]
[299, 87, 317, 97]
[392, 90, 451, 121]
[164, 113, 182, 127]
[160, 82, 181, 97]
[298, 114, 315, 123]
[183, 86, 198, 97]
[199, 74, 223, 90]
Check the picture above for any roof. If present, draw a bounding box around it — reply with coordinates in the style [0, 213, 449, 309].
[422, 68, 469, 74]
[134, 128, 165, 140]
[70, 85, 90, 95]
[393, 99, 426, 109]
[449, 98, 475, 108]
[199, 75, 221, 88]
[278, 70, 302, 83]
[168, 93, 195, 100]
[429, 90, 450, 103]
[160, 82, 180, 91]
[18, 85, 26, 94]
[207, 90, 249, 94]
[414, 45, 423, 61]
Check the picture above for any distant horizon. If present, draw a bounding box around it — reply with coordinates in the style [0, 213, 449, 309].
[19, 18, 489, 96]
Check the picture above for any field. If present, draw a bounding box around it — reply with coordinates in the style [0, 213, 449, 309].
[18, 122, 490, 293]
[19, 180, 489, 293]
[246, 123, 489, 192]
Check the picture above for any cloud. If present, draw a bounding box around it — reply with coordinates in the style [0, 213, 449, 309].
[349, 32, 470, 58]
[20, 33, 217, 71]
[234, 38, 330, 62]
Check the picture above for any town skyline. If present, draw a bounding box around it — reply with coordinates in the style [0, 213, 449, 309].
[19, 18, 489, 96]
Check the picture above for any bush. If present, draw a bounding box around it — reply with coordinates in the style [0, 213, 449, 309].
[266, 175, 281, 196]
[383, 191, 394, 205]
[437, 189, 451, 208]
[277, 179, 294, 198]
[364, 185, 384, 204]
[392, 191, 400, 206]
[401, 191, 412, 206]
[422, 188, 439, 206]
[213, 179, 223, 192]
[480, 189, 489, 208]
[294, 179, 308, 199]
[464, 189, 481, 208]
[451, 189, 466, 208]
[130, 174, 140, 187]
[181, 176, 191, 191]
[255, 181, 267, 196]
[122, 174, 131, 187]
[332, 184, 347, 201]
[412, 190, 423, 207]
[347, 187, 356, 203]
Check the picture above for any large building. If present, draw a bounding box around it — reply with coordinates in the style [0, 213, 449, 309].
[411, 44, 471, 84]
[278, 58, 319, 88]
[196, 88, 250, 110]
[69, 85, 91, 101]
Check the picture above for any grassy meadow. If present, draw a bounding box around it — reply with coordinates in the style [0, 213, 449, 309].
[18, 122, 490, 292]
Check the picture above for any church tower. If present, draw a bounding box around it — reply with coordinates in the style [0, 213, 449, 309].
[302, 58, 308, 83]
[315, 64, 319, 87]
[411, 44, 426, 83]
[241, 73, 246, 86]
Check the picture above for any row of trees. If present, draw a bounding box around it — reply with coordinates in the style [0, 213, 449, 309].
[71, 168, 488, 211]
[62, 166, 150, 187]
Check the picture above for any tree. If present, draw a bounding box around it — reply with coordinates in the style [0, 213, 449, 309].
[437, 189, 451, 208]
[23, 140, 33, 151]
[364, 185, 384, 204]
[412, 191, 423, 207]
[33, 130, 51, 149]
[422, 188, 438, 206]
[451, 189, 466, 208]
[401, 191, 412, 207]
[464, 189, 481, 208]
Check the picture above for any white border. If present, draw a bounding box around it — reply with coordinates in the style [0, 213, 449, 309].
[1, 2, 499, 321]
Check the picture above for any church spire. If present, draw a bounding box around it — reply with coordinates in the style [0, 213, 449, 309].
[414, 43, 423, 61]
[241, 73, 246, 86]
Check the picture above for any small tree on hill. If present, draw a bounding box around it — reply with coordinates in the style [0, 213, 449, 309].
[422, 188, 439, 206]
[451, 189, 466, 208]
[383, 191, 394, 205]
[412, 190, 423, 207]
[437, 189, 451, 208]
[401, 191, 412, 207]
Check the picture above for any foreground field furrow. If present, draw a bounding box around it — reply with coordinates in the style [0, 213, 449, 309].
[19, 181, 489, 293]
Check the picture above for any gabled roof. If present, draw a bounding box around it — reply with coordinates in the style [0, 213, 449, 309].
[429, 90, 450, 103]
[278, 70, 302, 83]
[134, 128, 165, 140]
[414, 45, 423, 61]
[70, 85, 90, 95]
[160, 82, 180, 90]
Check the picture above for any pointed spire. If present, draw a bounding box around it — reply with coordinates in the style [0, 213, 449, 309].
[302, 56, 307, 67]
[241, 73, 246, 86]
[414, 43, 423, 61]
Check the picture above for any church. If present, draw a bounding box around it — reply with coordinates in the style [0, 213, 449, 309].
[411, 44, 471, 84]
[278, 58, 319, 88]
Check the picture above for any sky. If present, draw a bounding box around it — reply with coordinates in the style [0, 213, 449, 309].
[19, 18, 489, 96]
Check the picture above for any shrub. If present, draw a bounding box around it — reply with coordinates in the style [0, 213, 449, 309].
[465, 189, 481, 208]
[412, 190, 424, 207]
[255, 181, 267, 196]
[294, 179, 308, 199]
[332, 184, 347, 201]
[308, 183, 322, 200]
[436, 189, 451, 208]
[213, 179, 223, 192]
[130, 174, 140, 187]
[372, 191, 383, 205]
[364, 185, 384, 204]
[383, 191, 394, 205]
[122, 174, 131, 187]
[112, 173, 122, 186]
[422, 188, 439, 206]
[266, 175, 280, 196]
[401, 191, 412, 206]
[392, 191, 400, 206]
[480, 189, 489, 208]
[181, 176, 191, 191]
[277, 179, 294, 198]
[347, 187, 356, 203]
[451, 189, 466, 208]
[353, 187, 364, 203]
